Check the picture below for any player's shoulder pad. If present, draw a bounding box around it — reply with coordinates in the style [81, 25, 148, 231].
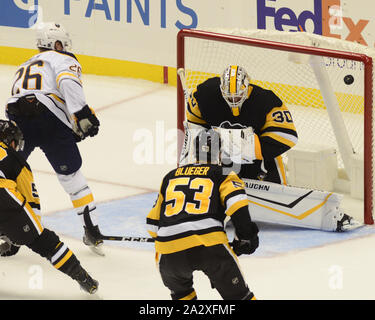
[40, 49, 79, 63]
[55, 50, 79, 62]
[195, 77, 222, 103]
[249, 84, 282, 108]
[196, 77, 221, 92]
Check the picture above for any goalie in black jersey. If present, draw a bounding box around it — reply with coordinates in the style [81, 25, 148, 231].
[179, 66, 358, 232]
[147, 129, 259, 300]
[0, 120, 98, 294]
[181, 65, 298, 184]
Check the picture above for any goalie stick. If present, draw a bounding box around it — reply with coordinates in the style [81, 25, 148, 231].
[177, 68, 190, 104]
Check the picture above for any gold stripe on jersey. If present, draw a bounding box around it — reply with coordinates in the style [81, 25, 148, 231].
[72, 193, 94, 208]
[254, 134, 263, 160]
[6, 188, 43, 233]
[0, 178, 17, 190]
[186, 90, 207, 125]
[47, 93, 65, 104]
[148, 193, 164, 221]
[186, 111, 207, 125]
[276, 156, 287, 185]
[0, 145, 7, 161]
[23, 201, 43, 233]
[219, 172, 246, 206]
[261, 104, 297, 132]
[54, 250, 73, 269]
[16, 167, 40, 207]
[188, 91, 203, 117]
[56, 72, 82, 88]
[154, 231, 229, 254]
[261, 131, 297, 148]
[226, 198, 249, 217]
[148, 230, 158, 238]
[5, 186, 25, 204]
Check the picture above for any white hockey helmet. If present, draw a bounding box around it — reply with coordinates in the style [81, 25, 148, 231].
[36, 22, 72, 51]
[220, 65, 250, 116]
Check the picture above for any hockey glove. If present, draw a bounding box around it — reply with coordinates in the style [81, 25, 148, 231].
[0, 236, 20, 257]
[74, 105, 100, 139]
[232, 222, 259, 256]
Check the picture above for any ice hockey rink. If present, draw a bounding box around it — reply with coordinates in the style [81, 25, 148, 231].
[1, 63, 375, 301]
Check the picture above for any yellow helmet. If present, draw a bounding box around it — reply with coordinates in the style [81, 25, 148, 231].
[220, 65, 250, 116]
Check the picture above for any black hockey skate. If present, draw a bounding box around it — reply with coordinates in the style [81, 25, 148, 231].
[336, 213, 361, 232]
[73, 267, 99, 294]
[83, 225, 105, 256]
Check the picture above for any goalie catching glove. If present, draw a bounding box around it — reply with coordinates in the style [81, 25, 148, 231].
[74, 105, 100, 140]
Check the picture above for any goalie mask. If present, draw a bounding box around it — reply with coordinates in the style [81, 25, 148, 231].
[194, 129, 221, 164]
[220, 65, 250, 116]
[36, 22, 72, 51]
[0, 120, 24, 152]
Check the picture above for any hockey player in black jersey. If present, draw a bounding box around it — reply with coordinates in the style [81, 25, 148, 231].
[0, 120, 98, 294]
[147, 129, 259, 300]
[183, 65, 298, 184]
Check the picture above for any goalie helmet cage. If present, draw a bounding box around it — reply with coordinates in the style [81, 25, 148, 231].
[176, 28, 374, 225]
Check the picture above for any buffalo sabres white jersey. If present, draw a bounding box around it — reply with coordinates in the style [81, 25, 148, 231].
[7, 50, 87, 128]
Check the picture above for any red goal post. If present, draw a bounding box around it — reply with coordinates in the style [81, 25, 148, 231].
[176, 28, 374, 225]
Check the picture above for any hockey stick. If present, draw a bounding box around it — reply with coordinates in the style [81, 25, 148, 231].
[82, 206, 236, 245]
[177, 67, 189, 104]
[97, 235, 155, 243]
[82, 206, 155, 243]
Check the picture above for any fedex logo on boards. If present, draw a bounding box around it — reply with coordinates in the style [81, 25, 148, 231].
[257, 0, 370, 46]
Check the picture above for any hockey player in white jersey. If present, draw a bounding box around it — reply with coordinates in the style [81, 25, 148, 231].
[5, 22, 104, 255]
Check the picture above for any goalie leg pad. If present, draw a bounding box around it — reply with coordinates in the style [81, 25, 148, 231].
[243, 178, 360, 232]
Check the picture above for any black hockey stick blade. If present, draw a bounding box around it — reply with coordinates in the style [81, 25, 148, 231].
[82, 206, 233, 244]
[82, 206, 155, 242]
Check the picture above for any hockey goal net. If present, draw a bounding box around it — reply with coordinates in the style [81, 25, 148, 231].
[176, 28, 375, 225]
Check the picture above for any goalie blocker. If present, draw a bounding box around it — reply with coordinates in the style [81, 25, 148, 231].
[243, 178, 361, 232]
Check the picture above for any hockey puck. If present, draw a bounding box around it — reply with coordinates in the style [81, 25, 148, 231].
[344, 74, 354, 85]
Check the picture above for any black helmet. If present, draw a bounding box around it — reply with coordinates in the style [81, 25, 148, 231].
[194, 129, 221, 164]
[0, 120, 24, 151]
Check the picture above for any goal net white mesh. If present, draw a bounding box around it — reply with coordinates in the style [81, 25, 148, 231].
[178, 28, 375, 224]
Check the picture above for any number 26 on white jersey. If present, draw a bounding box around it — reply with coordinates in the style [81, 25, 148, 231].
[11, 60, 44, 95]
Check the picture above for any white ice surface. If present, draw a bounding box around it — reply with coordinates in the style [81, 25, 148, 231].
[0, 65, 374, 300]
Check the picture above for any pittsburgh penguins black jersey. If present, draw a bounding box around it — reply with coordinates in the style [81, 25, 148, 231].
[0, 142, 41, 228]
[186, 77, 298, 162]
[146, 163, 254, 254]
